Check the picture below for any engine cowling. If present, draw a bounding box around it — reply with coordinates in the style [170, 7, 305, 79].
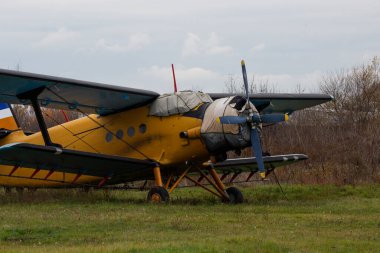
[200, 96, 260, 156]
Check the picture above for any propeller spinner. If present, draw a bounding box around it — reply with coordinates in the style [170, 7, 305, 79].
[218, 60, 289, 179]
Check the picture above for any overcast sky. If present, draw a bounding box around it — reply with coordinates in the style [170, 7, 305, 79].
[0, 0, 379, 94]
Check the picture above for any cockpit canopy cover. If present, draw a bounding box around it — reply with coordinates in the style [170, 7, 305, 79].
[148, 91, 213, 116]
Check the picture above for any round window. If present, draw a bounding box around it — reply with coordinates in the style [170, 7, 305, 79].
[116, 129, 124, 139]
[127, 127, 135, 137]
[105, 132, 113, 142]
[139, 124, 147, 134]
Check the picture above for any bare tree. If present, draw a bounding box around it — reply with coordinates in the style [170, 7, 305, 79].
[225, 74, 277, 94]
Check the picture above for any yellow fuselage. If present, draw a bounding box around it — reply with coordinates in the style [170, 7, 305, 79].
[0, 105, 209, 187]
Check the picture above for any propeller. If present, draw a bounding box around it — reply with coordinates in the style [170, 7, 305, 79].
[218, 60, 289, 179]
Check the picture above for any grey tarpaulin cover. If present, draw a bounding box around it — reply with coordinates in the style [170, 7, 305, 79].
[149, 91, 213, 116]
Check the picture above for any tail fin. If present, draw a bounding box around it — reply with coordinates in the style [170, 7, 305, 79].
[0, 103, 19, 130]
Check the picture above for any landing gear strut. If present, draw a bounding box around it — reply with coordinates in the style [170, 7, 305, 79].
[162, 166, 244, 204]
[147, 164, 245, 204]
[147, 165, 170, 203]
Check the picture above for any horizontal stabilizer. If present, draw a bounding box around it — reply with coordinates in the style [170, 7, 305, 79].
[205, 154, 308, 173]
[0, 143, 156, 184]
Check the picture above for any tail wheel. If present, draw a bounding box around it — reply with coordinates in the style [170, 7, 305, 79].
[147, 186, 170, 203]
[226, 187, 244, 204]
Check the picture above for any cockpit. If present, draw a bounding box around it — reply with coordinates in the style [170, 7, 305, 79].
[148, 91, 213, 117]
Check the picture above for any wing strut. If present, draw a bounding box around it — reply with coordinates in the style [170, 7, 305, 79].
[17, 87, 61, 147]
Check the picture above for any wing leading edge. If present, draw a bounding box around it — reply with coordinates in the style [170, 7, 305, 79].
[0, 143, 156, 185]
[0, 69, 159, 115]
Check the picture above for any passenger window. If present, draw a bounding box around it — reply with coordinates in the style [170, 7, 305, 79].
[105, 132, 113, 142]
[116, 129, 124, 139]
[127, 127, 135, 137]
[139, 124, 147, 134]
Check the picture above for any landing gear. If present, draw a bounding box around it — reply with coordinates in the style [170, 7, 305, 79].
[147, 164, 244, 204]
[226, 187, 244, 204]
[147, 165, 170, 203]
[163, 165, 244, 204]
[147, 186, 170, 203]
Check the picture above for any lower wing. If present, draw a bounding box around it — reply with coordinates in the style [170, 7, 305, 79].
[0, 143, 156, 185]
[204, 154, 308, 176]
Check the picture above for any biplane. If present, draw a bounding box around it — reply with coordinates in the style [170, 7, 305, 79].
[0, 61, 332, 203]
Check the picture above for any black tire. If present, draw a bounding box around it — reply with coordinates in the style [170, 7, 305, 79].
[226, 187, 244, 204]
[147, 186, 170, 203]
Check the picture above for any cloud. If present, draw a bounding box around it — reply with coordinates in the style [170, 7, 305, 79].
[182, 33, 202, 56]
[250, 43, 266, 52]
[182, 32, 233, 56]
[95, 39, 125, 52]
[139, 65, 225, 92]
[95, 33, 151, 53]
[2, 0, 378, 96]
[254, 71, 323, 92]
[139, 66, 322, 93]
[127, 33, 151, 50]
[36, 27, 80, 46]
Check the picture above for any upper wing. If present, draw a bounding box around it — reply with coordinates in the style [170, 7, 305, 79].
[0, 143, 156, 184]
[209, 93, 333, 114]
[0, 69, 159, 115]
[204, 154, 308, 174]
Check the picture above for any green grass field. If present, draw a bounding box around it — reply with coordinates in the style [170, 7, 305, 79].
[0, 184, 379, 253]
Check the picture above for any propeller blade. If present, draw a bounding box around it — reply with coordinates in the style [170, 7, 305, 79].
[241, 60, 250, 104]
[217, 116, 247, 124]
[259, 114, 289, 123]
[251, 127, 266, 179]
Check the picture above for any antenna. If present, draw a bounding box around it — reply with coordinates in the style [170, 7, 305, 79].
[61, 110, 69, 122]
[171, 64, 177, 92]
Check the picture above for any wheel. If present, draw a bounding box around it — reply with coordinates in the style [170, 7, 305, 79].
[226, 187, 244, 204]
[147, 186, 170, 203]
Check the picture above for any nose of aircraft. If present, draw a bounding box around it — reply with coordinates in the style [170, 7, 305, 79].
[215, 60, 289, 178]
[218, 110, 289, 178]
[199, 95, 253, 155]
